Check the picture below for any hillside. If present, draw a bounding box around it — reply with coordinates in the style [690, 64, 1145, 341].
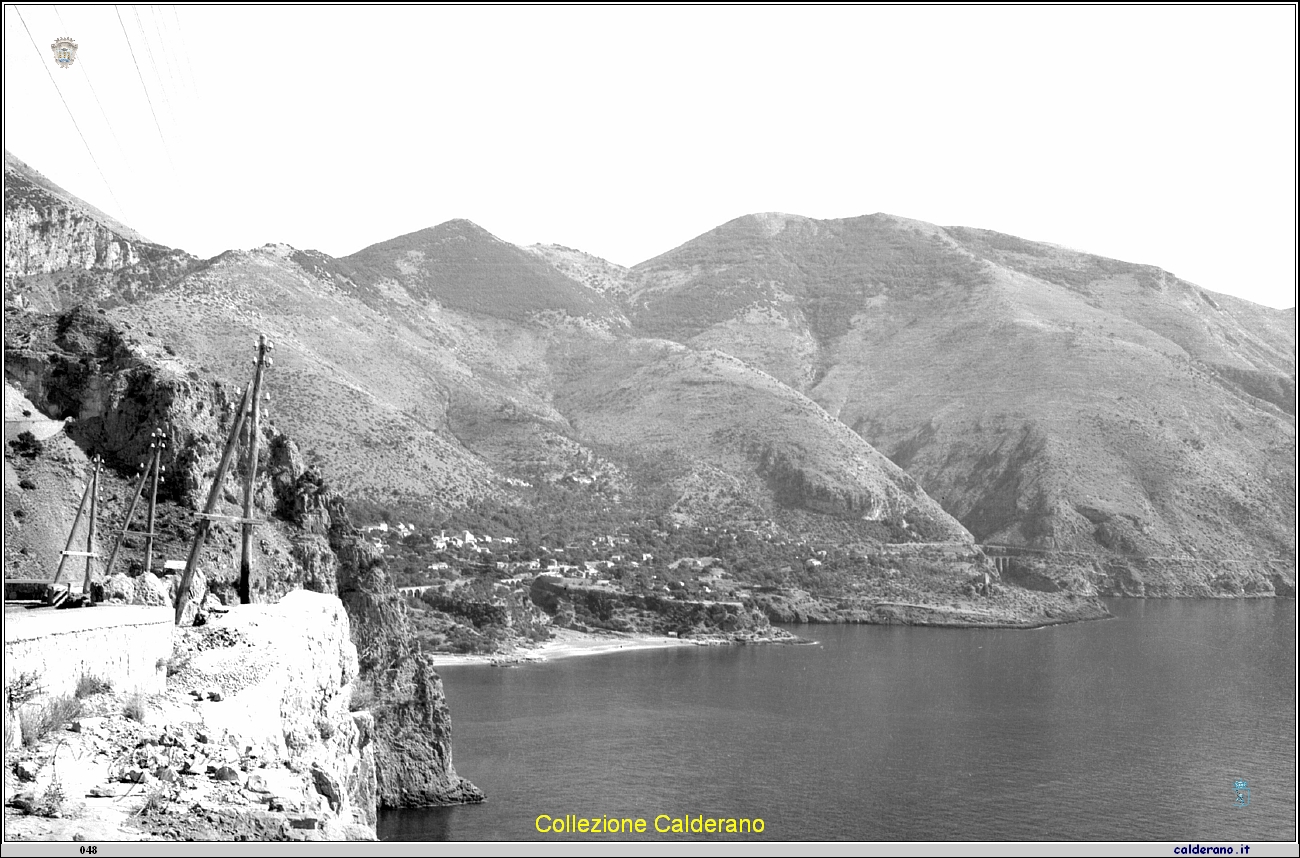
[3, 152, 195, 310]
[6, 149, 1291, 606]
[6, 218, 967, 557]
[527, 244, 633, 297]
[340, 220, 629, 326]
[3, 312, 482, 810]
[620, 213, 1296, 591]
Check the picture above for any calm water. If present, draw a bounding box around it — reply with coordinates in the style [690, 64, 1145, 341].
[381, 599, 1297, 841]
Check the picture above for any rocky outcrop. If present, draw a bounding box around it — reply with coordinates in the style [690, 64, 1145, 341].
[4, 306, 239, 509]
[168, 591, 376, 837]
[366, 655, 484, 805]
[530, 575, 773, 637]
[4, 308, 481, 809]
[3, 151, 194, 308]
[1092, 557, 1295, 598]
[5, 201, 143, 276]
[331, 518, 483, 806]
[4, 591, 379, 841]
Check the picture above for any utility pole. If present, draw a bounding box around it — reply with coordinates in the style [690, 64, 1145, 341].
[175, 334, 273, 625]
[82, 456, 101, 596]
[238, 335, 269, 604]
[103, 428, 167, 586]
[53, 456, 99, 586]
[103, 459, 150, 579]
[143, 433, 164, 575]
[175, 385, 251, 625]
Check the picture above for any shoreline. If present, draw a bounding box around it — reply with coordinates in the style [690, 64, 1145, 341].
[423, 627, 804, 667]
[419, 600, 1125, 668]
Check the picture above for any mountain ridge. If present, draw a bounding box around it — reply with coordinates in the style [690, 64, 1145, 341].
[5, 149, 1294, 602]
[612, 211, 1295, 573]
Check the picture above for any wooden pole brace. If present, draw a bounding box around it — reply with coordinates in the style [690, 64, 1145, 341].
[175, 384, 251, 625]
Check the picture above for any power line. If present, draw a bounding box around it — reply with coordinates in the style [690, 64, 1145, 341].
[131, 5, 175, 124]
[149, 5, 187, 108]
[169, 5, 200, 100]
[114, 4, 176, 173]
[52, 5, 137, 184]
[13, 5, 130, 221]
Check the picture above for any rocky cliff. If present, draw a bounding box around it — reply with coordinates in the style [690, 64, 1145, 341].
[3, 307, 480, 809]
[5, 591, 379, 841]
[3, 153, 194, 310]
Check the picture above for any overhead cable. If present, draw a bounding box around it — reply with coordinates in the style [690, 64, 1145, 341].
[131, 5, 175, 123]
[169, 5, 201, 100]
[53, 4, 137, 183]
[13, 5, 131, 221]
[114, 4, 176, 173]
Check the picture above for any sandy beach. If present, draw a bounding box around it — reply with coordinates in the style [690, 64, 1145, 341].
[422, 627, 714, 667]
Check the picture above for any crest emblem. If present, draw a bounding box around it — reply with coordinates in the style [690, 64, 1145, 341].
[1232, 779, 1251, 808]
[50, 37, 78, 70]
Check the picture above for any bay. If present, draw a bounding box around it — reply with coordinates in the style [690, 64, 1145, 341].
[380, 598, 1297, 841]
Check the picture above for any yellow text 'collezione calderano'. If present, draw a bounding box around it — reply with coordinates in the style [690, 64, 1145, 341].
[536, 814, 765, 835]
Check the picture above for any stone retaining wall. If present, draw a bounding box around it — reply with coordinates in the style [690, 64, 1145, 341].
[4, 605, 173, 703]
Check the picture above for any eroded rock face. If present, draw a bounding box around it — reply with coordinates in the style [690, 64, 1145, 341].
[4, 152, 195, 309]
[5, 308, 481, 810]
[367, 654, 484, 805]
[5, 203, 143, 278]
[330, 518, 482, 806]
[164, 590, 377, 838]
[4, 306, 239, 509]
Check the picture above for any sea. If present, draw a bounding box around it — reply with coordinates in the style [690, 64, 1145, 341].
[379, 598, 1297, 842]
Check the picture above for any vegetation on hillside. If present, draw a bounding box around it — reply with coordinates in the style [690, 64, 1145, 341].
[631, 214, 990, 342]
[341, 220, 625, 323]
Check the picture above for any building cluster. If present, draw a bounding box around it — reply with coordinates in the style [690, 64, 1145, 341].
[369, 518, 855, 604]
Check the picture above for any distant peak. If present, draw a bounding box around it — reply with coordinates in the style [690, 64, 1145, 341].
[416, 218, 509, 245]
[748, 211, 807, 223]
[435, 218, 491, 234]
[742, 212, 811, 237]
[256, 242, 299, 258]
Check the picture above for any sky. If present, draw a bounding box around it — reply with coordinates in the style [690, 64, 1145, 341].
[3, 5, 1297, 309]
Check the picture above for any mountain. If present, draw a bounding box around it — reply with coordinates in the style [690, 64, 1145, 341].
[3, 169, 971, 558]
[5, 148, 1292, 604]
[3, 152, 195, 310]
[618, 212, 1296, 591]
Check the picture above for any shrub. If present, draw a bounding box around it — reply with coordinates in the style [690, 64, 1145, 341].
[21, 695, 82, 746]
[349, 682, 376, 713]
[75, 674, 112, 699]
[139, 786, 169, 815]
[35, 775, 67, 818]
[9, 431, 43, 458]
[6, 671, 43, 709]
[160, 653, 192, 678]
[315, 714, 337, 741]
[122, 691, 147, 723]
